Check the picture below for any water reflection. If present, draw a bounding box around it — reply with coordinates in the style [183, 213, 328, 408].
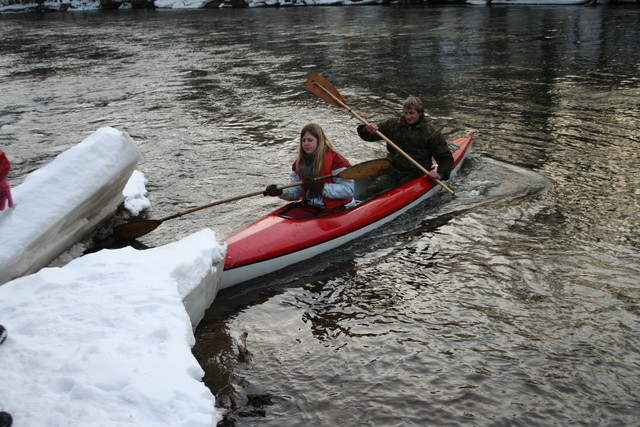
[2, 5, 639, 425]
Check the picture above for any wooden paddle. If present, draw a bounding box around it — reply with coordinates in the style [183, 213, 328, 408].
[305, 73, 458, 197]
[113, 158, 391, 240]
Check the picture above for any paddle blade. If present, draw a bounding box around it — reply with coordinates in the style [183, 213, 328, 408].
[336, 159, 392, 180]
[113, 219, 163, 240]
[306, 74, 346, 108]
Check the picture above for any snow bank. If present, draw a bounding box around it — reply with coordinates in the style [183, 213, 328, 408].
[0, 229, 224, 426]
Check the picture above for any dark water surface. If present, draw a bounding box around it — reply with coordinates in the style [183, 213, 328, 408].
[1, 5, 638, 426]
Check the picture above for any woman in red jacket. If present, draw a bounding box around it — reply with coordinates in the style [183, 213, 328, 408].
[0, 150, 13, 211]
[264, 123, 355, 218]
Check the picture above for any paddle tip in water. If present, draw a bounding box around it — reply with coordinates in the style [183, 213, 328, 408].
[113, 219, 163, 240]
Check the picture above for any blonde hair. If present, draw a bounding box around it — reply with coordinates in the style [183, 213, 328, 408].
[295, 123, 343, 177]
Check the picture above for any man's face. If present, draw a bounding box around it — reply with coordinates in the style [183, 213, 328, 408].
[403, 108, 420, 125]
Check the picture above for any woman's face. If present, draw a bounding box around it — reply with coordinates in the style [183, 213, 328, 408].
[301, 131, 319, 154]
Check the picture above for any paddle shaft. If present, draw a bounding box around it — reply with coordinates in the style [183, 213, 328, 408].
[114, 158, 391, 240]
[158, 158, 391, 221]
[115, 179, 328, 239]
[158, 176, 330, 222]
[308, 78, 458, 197]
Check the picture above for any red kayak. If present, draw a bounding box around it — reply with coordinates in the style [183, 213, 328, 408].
[221, 134, 472, 289]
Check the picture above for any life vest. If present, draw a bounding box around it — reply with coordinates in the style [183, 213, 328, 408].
[297, 150, 352, 209]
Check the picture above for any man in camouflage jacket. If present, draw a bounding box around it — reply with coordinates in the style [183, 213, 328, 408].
[356, 96, 453, 200]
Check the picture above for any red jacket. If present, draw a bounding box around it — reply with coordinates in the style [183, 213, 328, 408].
[0, 150, 10, 180]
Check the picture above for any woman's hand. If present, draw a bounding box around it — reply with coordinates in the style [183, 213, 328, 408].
[263, 184, 282, 197]
[303, 177, 324, 194]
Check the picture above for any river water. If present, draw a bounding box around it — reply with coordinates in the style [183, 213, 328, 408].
[1, 4, 639, 426]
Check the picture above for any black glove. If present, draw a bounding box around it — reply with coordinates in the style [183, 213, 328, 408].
[263, 184, 282, 197]
[303, 177, 324, 194]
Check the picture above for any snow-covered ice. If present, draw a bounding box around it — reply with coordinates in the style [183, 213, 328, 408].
[0, 230, 225, 426]
[0, 127, 139, 285]
[0, 127, 226, 425]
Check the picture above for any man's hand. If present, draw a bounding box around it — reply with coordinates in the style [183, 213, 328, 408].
[427, 169, 442, 181]
[365, 123, 379, 134]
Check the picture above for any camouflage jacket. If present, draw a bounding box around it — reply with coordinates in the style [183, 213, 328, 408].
[357, 116, 454, 180]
